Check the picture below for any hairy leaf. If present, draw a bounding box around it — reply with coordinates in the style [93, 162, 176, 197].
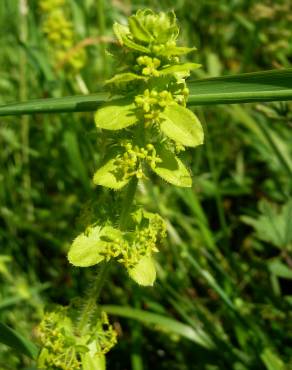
[68, 226, 108, 267]
[160, 104, 204, 147]
[159, 46, 196, 56]
[82, 353, 106, 370]
[105, 73, 145, 86]
[128, 256, 156, 286]
[93, 158, 130, 190]
[159, 63, 201, 75]
[153, 146, 192, 187]
[94, 100, 138, 130]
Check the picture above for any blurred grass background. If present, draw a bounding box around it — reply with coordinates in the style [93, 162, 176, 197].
[0, 0, 292, 369]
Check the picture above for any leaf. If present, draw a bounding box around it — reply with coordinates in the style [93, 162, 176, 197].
[152, 146, 192, 187]
[1, 69, 292, 116]
[93, 157, 130, 190]
[68, 226, 114, 267]
[268, 260, 292, 280]
[113, 23, 151, 53]
[241, 199, 292, 249]
[159, 46, 196, 56]
[128, 256, 156, 286]
[159, 63, 201, 75]
[102, 305, 215, 349]
[188, 68, 292, 105]
[160, 104, 204, 147]
[128, 16, 152, 44]
[260, 348, 285, 370]
[82, 353, 106, 370]
[105, 73, 145, 86]
[0, 322, 39, 359]
[94, 99, 138, 130]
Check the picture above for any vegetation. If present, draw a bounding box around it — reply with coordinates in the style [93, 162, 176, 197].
[0, 1, 292, 369]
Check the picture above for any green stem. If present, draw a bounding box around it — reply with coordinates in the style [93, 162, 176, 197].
[78, 262, 111, 333]
[78, 177, 138, 333]
[120, 177, 138, 229]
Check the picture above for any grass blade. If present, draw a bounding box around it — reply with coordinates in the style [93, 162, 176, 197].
[0, 92, 109, 116]
[188, 68, 292, 105]
[102, 305, 215, 350]
[0, 322, 39, 359]
[0, 69, 291, 116]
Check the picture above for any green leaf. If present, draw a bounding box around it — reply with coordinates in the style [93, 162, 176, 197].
[188, 68, 292, 105]
[241, 199, 292, 249]
[152, 146, 192, 187]
[0, 92, 109, 116]
[128, 16, 152, 44]
[82, 353, 106, 370]
[268, 260, 292, 280]
[105, 73, 145, 86]
[93, 158, 130, 190]
[113, 23, 151, 53]
[260, 348, 285, 370]
[102, 305, 215, 349]
[128, 256, 156, 286]
[159, 46, 196, 56]
[159, 63, 201, 75]
[0, 322, 39, 359]
[1, 69, 292, 116]
[67, 226, 118, 267]
[160, 104, 204, 147]
[94, 99, 138, 130]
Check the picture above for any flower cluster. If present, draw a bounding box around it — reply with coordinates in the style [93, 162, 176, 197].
[37, 307, 117, 370]
[94, 9, 204, 189]
[39, 0, 86, 73]
[68, 209, 166, 286]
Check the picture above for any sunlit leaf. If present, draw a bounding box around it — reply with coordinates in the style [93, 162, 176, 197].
[159, 63, 201, 75]
[160, 104, 204, 147]
[82, 353, 106, 370]
[159, 46, 196, 56]
[128, 256, 156, 286]
[93, 157, 130, 190]
[68, 226, 120, 267]
[153, 146, 192, 187]
[113, 23, 151, 53]
[105, 73, 145, 87]
[94, 99, 138, 130]
[128, 16, 152, 44]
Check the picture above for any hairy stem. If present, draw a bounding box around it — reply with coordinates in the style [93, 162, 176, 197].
[78, 177, 138, 333]
[78, 261, 111, 333]
[120, 177, 138, 229]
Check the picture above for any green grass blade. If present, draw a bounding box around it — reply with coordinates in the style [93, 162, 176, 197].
[188, 68, 292, 105]
[102, 305, 215, 350]
[0, 69, 291, 116]
[0, 322, 39, 359]
[0, 92, 109, 116]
